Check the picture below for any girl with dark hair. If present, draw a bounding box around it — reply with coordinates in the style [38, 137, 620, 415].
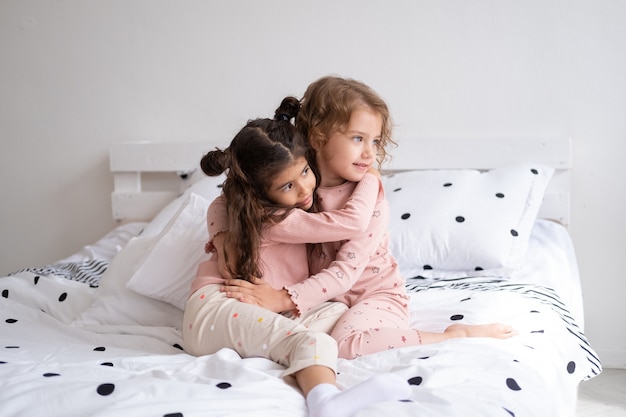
[183, 98, 410, 417]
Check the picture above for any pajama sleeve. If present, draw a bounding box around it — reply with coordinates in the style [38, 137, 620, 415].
[264, 173, 382, 243]
[206, 173, 381, 245]
[204, 194, 229, 250]
[284, 196, 390, 314]
[190, 194, 229, 294]
[200, 174, 384, 314]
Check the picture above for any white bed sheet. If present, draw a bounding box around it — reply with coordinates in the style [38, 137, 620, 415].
[512, 220, 585, 326]
[0, 220, 601, 417]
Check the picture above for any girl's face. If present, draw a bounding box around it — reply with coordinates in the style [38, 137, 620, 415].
[315, 107, 382, 187]
[266, 156, 316, 210]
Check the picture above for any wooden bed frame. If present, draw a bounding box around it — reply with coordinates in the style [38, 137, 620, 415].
[110, 137, 571, 225]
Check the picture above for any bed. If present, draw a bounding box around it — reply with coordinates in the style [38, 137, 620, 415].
[0, 137, 601, 417]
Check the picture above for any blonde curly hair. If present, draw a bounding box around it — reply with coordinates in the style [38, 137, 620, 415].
[296, 76, 395, 167]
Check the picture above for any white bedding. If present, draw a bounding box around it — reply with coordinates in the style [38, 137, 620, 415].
[0, 219, 601, 417]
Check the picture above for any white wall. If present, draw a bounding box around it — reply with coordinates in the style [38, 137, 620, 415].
[1, 0, 624, 367]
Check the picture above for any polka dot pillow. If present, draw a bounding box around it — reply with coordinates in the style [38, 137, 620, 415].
[382, 164, 554, 279]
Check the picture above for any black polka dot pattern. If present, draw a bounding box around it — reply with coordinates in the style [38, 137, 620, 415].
[0, 194, 601, 417]
[408, 376, 423, 385]
[97, 383, 115, 396]
[506, 378, 521, 391]
[383, 166, 554, 279]
[567, 361, 576, 374]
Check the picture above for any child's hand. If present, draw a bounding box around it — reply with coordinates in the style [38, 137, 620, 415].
[221, 277, 295, 313]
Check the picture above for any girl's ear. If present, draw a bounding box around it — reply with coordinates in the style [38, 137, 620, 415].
[309, 132, 326, 151]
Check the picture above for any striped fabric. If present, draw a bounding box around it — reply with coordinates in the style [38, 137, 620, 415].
[10, 259, 109, 287]
[405, 278, 602, 379]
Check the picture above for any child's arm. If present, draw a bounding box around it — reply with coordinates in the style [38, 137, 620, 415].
[284, 197, 390, 314]
[202, 195, 233, 279]
[206, 195, 229, 241]
[189, 195, 231, 294]
[209, 172, 381, 246]
[215, 174, 382, 313]
[221, 193, 391, 315]
[264, 172, 382, 243]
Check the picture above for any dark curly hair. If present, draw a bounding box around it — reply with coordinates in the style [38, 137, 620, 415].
[199, 97, 312, 281]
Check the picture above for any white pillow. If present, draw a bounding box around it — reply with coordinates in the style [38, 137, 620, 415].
[127, 192, 212, 310]
[72, 235, 184, 328]
[382, 165, 554, 279]
[141, 174, 225, 238]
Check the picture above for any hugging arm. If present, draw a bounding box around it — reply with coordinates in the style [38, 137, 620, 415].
[283, 197, 390, 314]
[264, 172, 382, 243]
[226, 197, 389, 314]
[216, 173, 382, 312]
[223, 182, 389, 315]
[211, 172, 380, 275]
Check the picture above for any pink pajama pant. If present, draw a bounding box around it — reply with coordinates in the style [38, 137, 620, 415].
[183, 284, 348, 376]
[330, 293, 421, 359]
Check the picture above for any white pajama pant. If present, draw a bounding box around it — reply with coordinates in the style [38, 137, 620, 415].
[182, 284, 347, 376]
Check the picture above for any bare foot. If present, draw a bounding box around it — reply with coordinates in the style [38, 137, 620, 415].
[444, 323, 517, 339]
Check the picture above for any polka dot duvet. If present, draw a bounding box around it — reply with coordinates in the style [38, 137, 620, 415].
[0, 220, 601, 417]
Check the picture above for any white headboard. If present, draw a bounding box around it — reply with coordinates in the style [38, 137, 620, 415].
[109, 137, 572, 226]
[109, 142, 214, 221]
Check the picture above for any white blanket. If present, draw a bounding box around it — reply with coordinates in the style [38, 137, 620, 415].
[0, 268, 600, 417]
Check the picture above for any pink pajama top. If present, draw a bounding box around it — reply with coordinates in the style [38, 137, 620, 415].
[189, 173, 382, 309]
[284, 179, 409, 313]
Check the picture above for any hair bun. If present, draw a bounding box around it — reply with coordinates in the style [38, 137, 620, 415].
[274, 96, 301, 122]
[200, 147, 230, 176]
